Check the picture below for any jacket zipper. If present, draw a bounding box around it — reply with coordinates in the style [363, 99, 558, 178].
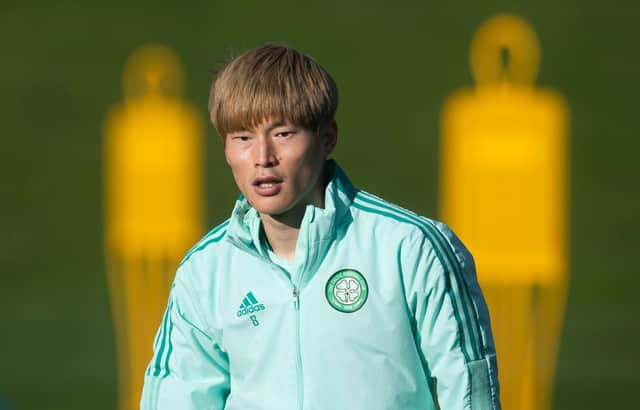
[230, 238, 306, 409]
[293, 286, 303, 410]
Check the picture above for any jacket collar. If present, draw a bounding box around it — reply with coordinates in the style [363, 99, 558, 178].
[226, 160, 357, 281]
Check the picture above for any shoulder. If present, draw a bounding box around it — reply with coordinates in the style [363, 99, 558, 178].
[350, 189, 438, 238]
[171, 219, 233, 319]
[350, 190, 472, 268]
[178, 219, 232, 270]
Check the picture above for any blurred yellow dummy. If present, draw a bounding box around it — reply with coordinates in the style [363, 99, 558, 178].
[439, 14, 569, 410]
[103, 44, 203, 410]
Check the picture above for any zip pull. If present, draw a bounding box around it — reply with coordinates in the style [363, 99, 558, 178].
[293, 288, 300, 310]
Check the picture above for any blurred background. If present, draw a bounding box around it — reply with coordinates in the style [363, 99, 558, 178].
[1, 0, 638, 409]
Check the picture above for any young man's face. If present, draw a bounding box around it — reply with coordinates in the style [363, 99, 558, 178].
[224, 118, 337, 222]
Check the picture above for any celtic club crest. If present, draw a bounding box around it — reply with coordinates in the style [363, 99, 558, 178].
[325, 269, 368, 313]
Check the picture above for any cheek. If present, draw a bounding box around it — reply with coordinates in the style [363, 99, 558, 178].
[224, 150, 248, 187]
[304, 142, 327, 170]
[294, 138, 324, 164]
[292, 147, 326, 183]
[224, 146, 238, 167]
[225, 145, 250, 169]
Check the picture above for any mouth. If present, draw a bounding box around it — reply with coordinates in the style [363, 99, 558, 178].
[253, 175, 283, 196]
[253, 175, 283, 186]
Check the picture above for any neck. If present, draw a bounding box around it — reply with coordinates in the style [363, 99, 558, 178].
[259, 164, 332, 260]
[260, 212, 303, 260]
[261, 176, 329, 260]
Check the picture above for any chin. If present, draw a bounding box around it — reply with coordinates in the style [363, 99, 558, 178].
[247, 196, 292, 216]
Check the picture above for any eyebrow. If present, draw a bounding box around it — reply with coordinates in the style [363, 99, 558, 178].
[265, 120, 289, 132]
[228, 119, 294, 136]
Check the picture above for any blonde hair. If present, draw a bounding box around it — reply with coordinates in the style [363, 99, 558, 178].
[209, 44, 338, 138]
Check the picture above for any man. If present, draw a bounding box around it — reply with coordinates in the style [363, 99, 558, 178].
[141, 44, 501, 409]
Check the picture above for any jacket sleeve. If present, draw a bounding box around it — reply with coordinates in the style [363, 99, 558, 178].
[404, 221, 500, 410]
[140, 271, 230, 410]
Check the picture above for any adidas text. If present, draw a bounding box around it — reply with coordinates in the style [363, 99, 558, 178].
[237, 304, 266, 317]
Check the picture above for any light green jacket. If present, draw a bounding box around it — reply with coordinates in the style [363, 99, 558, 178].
[141, 161, 501, 410]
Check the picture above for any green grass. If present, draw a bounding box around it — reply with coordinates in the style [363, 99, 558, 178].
[1, 1, 638, 408]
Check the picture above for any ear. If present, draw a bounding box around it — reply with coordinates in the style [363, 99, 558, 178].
[323, 120, 338, 156]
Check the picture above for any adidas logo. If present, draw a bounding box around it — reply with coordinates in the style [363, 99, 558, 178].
[236, 291, 266, 317]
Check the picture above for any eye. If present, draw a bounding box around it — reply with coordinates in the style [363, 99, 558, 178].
[231, 135, 251, 142]
[275, 130, 295, 138]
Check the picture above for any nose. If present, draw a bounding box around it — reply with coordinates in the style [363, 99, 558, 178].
[254, 135, 278, 168]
